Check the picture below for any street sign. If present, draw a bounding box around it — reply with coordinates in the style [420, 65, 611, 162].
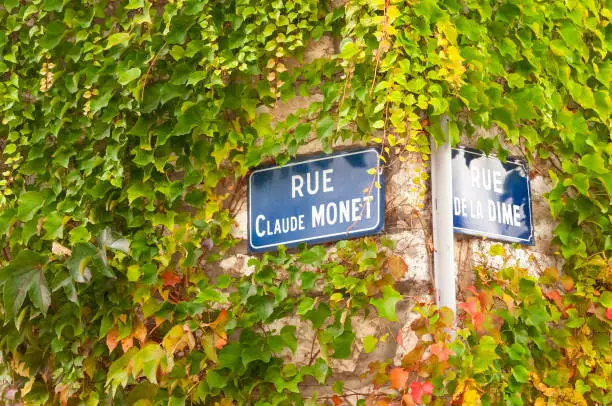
[451, 147, 534, 244]
[248, 148, 384, 252]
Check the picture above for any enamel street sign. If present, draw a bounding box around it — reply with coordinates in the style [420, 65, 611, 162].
[248, 148, 384, 253]
[452, 147, 534, 244]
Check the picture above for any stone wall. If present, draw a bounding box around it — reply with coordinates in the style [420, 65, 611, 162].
[214, 37, 562, 397]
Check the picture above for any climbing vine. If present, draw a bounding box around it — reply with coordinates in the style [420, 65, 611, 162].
[0, 0, 610, 405]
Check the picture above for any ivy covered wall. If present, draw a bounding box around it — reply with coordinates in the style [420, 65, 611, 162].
[0, 0, 610, 404]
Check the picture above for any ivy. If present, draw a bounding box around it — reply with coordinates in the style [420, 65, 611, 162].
[366, 250, 611, 405]
[0, 0, 610, 404]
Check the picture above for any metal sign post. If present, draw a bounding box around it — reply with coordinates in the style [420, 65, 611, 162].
[430, 116, 457, 325]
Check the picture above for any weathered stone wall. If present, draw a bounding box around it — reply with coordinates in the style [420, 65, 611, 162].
[216, 37, 562, 397]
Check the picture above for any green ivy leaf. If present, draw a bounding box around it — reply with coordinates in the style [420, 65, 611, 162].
[294, 123, 311, 142]
[332, 329, 356, 359]
[206, 370, 228, 390]
[512, 365, 529, 383]
[310, 358, 329, 384]
[332, 380, 344, 395]
[598, 291, 612, 308]
[106, 32, 131, 49]
[40, 21, 65, 50]
[217, 342, 242, 372]
[16, 191, 45, 222]
[297, 297, 316, 315]
[98, 228, 130, 254]
[269, 325, 297, 354]
[132, 344, 165, 384]
[579, 153, 607, 174]
[506, 343, 527, 361]
[363, 335, 378, 353]
[117, 67, 141, 86]
[339, 40, 359, 59]
[0, 251, 50, 319]
[316, 116, 335, 141]
[300, 246, 326, 265]
[370, 286, 402, 321]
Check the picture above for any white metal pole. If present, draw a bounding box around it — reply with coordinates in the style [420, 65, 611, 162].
[430, 115, 457, 324]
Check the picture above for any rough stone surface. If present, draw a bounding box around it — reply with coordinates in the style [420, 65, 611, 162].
[303, 35, 335, 64]
[388, 230, 431, 282]
[218, 253, 255, 276]
[231, 205, 248, 240]
[529, 175, 558, 254]
[393, 310, 423, 365]
[272, 94, 324, 123]
[469, 239, 563, 277]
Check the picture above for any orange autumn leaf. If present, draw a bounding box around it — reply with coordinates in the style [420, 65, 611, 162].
[402, 394, 415, 406]
[161, 271, 181, 287]
[211, 309, 228, 328]
[133, 318, 148, 345]
[215, 331, 228, 349]
[387, 255, 409, 280]
[459, 297, 478, 315]
[430, 342, 454, 362]
[332, 395, 343, 406]
[121, 336, 134, 352]
[106, 327, 119, 353]
[545, 290, 567, 317]
[459, 297, 484, 329]
[560, 275, 574, 291]
[55, 383, 70, 406]
[390, 367, 409, 390]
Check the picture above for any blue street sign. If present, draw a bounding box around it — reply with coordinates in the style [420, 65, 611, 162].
[248, 148, 384, 252]
[451, 147, 534, 244]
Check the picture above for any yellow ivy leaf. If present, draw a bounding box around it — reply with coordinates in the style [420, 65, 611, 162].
[463, 389, 482, 406]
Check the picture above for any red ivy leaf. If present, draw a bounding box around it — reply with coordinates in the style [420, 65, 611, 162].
[162, 271, 181, 287]
[458, 297, 477, 315]
[390, 367, 409, 390]
[458, 297, 484, 329]
[545, 290, 567, 317]
[410, 381, 433, 404]
[606, 308, 612, 320]
[430, 342, 454, 362]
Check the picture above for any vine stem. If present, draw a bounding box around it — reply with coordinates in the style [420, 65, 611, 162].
[141, 41, 168, 101]
[369, 0, 389, 98]
[345, 89, 391, 235]
[307, 330, 319, 365]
